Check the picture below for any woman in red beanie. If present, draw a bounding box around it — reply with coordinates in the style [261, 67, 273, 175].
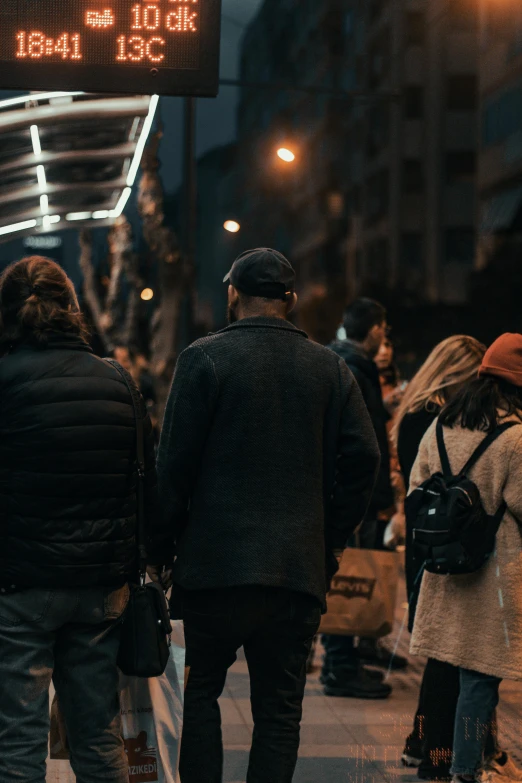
[409, 334, 522, 783]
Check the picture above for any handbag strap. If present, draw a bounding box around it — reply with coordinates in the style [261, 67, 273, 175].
[105, 359, 147, 582]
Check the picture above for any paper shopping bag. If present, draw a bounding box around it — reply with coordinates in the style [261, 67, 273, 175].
[319, 548, 400, 638]
[120, 621, 185, 783]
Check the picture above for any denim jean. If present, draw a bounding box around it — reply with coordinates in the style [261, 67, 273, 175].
[322, 517, 378, 678]
[179, 585, 321, 783]
[0, 585, 129, 783]
[451, 667, 502, 776]
[406, 659, 498, 776]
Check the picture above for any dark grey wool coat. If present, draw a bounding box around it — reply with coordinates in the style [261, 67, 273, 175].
[157, 316, 380, 607]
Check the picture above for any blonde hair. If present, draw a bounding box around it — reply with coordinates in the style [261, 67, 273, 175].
[393, 335, 486, 442]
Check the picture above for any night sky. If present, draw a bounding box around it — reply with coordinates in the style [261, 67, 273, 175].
[159, 0, 263, 193]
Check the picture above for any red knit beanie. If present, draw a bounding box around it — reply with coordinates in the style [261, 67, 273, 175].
[478, 333, 522, 387]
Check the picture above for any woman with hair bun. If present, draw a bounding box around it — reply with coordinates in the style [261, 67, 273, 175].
[0, 257, 172, 782]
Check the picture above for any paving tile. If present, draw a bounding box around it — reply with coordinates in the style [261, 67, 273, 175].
[218, 583, 522, 783]
[222, 724, 253, 745]
[299, 724, 353, 745]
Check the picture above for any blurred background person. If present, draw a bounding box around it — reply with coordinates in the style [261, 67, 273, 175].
[409, 333, 522, 783]
[322, 298, 406, 701]
[394, 335, 487, 780]
[375, 335, 407, 549]
[376, 335, 406, 417]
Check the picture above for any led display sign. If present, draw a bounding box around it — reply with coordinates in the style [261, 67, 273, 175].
[0, 0, 222, 96]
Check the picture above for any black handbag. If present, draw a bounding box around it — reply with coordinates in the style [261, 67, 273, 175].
[106, 359, 172, 678]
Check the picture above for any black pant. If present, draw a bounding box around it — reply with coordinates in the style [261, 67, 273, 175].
[405, 658, 497, 776]
[180, 586, 321, 783]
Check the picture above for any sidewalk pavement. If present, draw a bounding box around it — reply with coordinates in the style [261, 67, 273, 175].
[221, 593, 522, 783]
[46, 585, 522, 783]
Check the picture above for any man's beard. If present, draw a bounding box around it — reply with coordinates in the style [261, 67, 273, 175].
[227, 304, 238, 324]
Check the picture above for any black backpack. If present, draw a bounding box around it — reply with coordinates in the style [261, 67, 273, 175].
[406, 420, 518, 576]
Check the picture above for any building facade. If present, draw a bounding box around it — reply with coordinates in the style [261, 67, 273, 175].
[167, 142, 240, 333]
[476, 0, 522, 270]
[234, 0, 481, 335]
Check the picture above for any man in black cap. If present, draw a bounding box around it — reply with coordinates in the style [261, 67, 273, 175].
[156, 248, 380, 783]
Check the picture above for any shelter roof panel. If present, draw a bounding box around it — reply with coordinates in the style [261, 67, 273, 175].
[0, 91, 158, 242]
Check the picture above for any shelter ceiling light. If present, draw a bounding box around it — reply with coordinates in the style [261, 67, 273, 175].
[129, 117, 141, 142]
[92, 210, 110, 219]
[36, 165, 47, 192]
[126, 95, 159, 187]
[30, 125, 42, 157]
[0, 219, 37, 236]
[110, 187, 132, 218]
[0, 92, 84, 111]
[40, 194, 49, 214]
[66, 211, 93, 221]
[42, 215, 60, 230]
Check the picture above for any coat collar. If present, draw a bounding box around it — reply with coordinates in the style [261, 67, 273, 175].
[343, 338, 371, 361]
[216, 316, 308, 338]
[10, 331, 93, 354]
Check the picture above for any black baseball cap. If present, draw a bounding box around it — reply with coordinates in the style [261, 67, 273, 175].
[223, 248, 296, 301]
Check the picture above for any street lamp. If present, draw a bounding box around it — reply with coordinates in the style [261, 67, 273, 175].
[277, 147, 296, 163]
[224, 219, 241, 233]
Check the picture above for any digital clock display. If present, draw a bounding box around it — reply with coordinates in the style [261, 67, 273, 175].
[0, 0, 222, 96]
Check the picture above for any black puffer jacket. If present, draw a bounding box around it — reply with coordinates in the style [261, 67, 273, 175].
[328, 338, 393, 514]
[0, 333, 165, 589]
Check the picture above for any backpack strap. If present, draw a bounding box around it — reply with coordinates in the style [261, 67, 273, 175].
[460, 421, 520, 476]
[436, 419, 453, 477]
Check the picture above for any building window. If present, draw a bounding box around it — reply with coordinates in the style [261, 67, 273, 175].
[482, 84, 522, 147]
[403, 160, 424, 193]
[404, 85, 424, 119]
[401, 233, 423, 267]
[367, 170, 389, 221]
[367, 104, 390, 157]
[369, 0, 387, 22]
[405, 11, 425, 46]
[447, 75, 477, 111]
[445, 228, 475, 264]
[447, 0, 478, 31]
[345, 9, 354, 36]
[446, 151, 476, 184]
[343, 68, 356, 90]
[367, 239, 389, 281]
[368, 28, 390, 89]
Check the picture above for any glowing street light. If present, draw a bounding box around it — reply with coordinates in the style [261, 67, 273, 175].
[277, 147, 296, 163]
[140, 287, 154, 301]
[224, 219, 240, 233]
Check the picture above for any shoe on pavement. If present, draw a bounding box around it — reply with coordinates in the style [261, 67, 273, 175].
[484, 753, 522, 782]
[402, 753, 423, 768]
[322, 668, 392, 699]
[320, 666, 384, 686]
[358, 639, 408, 670]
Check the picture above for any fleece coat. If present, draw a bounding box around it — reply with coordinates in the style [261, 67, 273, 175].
[409, 416, 522, 681]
